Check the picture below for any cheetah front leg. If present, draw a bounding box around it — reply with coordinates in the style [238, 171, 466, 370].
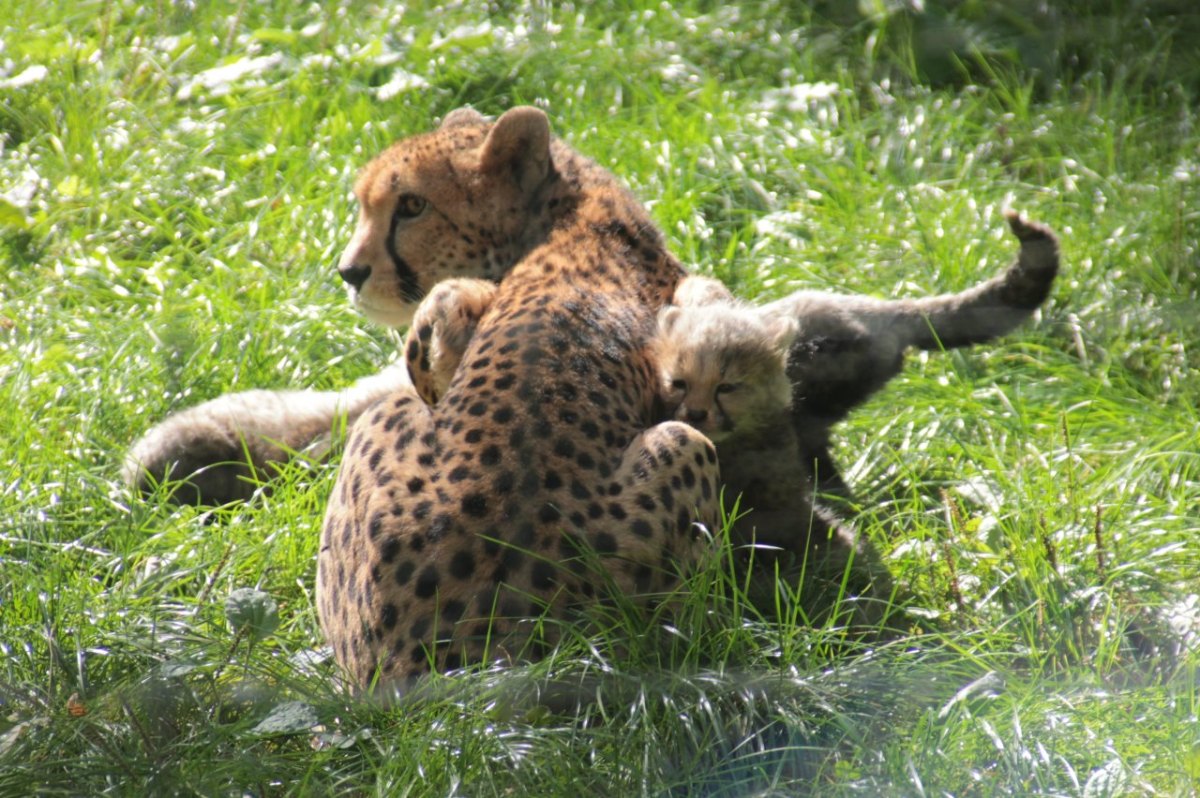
[403, 278, 498, 404]
[593, 421, 723, 596]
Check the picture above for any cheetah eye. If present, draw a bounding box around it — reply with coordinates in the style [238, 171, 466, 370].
[394, 193, 428, 220]
[715, 383, 738, 395]
[670, 379, 687, 391]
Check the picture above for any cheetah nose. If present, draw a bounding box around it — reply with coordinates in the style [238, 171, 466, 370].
[685, 408, 708, 424]
[338, 262, 372, 290]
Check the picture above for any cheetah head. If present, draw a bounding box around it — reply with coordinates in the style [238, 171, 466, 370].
[655, 305, 798, 443]
[336, 106, 554, 328]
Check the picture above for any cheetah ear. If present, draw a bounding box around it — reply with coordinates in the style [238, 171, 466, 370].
[673, 275, 734, 308]
[657, 305, 684, 335]
[765, 315, 799, 359]
[480, 106, 551, 194]
[441, 107, 487, 129]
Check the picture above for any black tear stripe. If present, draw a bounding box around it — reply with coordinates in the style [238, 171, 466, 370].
[386, 211, 422, 302]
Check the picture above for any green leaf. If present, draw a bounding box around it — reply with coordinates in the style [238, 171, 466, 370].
[0, 198, 28, 229]
[158, 659, 200, 678]
[312, 727, 373, 749]
[251, 28, 299, 45]
[55, 175, 90, 198]
[249, 700, 318, 736]
[225, 587, 280, 642]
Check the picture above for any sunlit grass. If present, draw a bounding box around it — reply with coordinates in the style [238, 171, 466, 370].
[2, 0, 1198, 794]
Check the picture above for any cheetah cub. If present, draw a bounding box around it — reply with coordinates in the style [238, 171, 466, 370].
[653, 281, 894, 623]
[655, 291, 798, 448]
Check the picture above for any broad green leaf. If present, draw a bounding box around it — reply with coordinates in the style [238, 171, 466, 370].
[55, 175, 90, 199]
[225, 587, 280, 642]
[0, 198, 28, 229]
[249, 701, 318, 736]
[252, 28, 299, 45]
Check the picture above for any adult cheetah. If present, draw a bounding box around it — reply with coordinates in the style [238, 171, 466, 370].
[316, 107, 721, 690]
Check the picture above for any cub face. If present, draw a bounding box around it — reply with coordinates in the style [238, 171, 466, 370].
[336, 107, 552, 328]
[654, 304, 798, 443]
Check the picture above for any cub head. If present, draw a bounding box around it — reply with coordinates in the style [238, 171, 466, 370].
[654, 303, 798, 443]
[337, 106, 554, 328]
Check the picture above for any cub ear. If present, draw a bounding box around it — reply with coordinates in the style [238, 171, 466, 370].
[764, 315, 799, 358]
[480, 106, 551, 193]
[441, 107, 487, 129]
[673, 275, 734, 308]
[656, 306, 684, 336]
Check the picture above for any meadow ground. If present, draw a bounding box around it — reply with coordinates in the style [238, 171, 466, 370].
[1, 1, 1198, 795]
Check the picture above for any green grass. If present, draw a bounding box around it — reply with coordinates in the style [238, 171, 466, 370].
[2, 0, 1199, 794]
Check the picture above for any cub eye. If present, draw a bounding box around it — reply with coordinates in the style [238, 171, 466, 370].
[715, 383, 738, 395]
[394, 194, 427, 220]
[670, 379, 687, 391]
